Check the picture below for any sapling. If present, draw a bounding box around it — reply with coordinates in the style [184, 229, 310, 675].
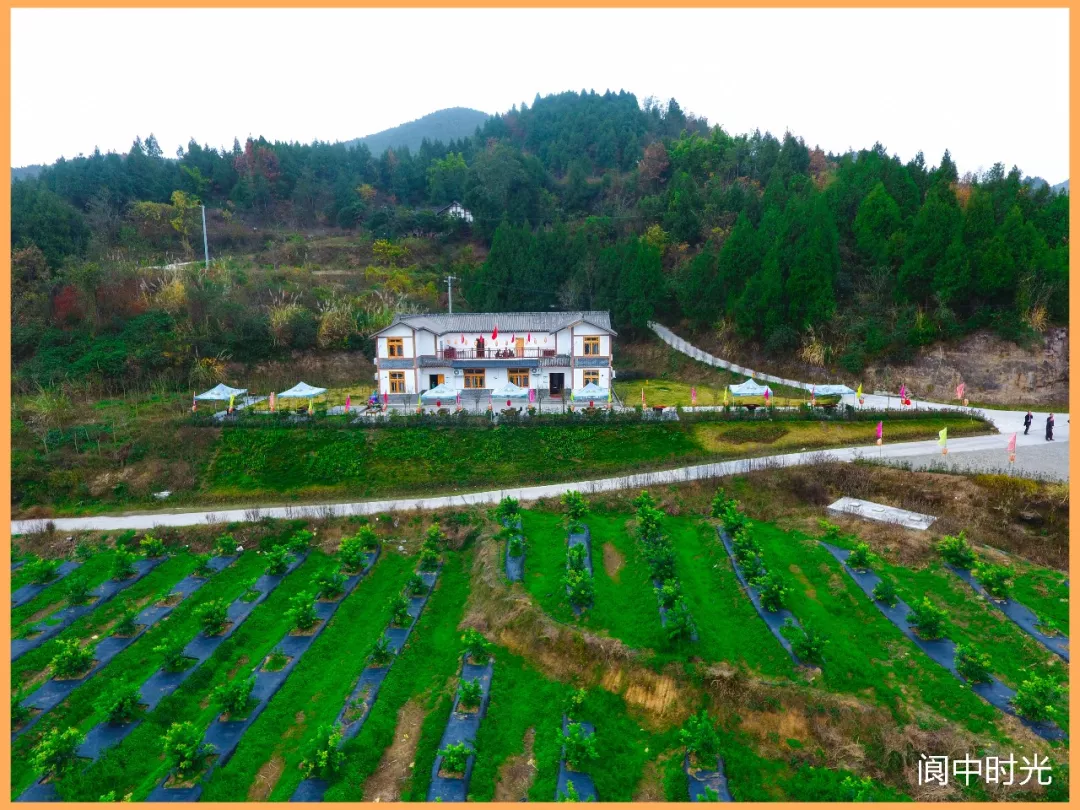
[459, 678, 483, 711]
[564, 568, 594, 608]
[954, 644, 993, 684]
[196, 600, 229, 636]
[565, 687, 587, 720]
[338, 535, 369, 572]
[264, 545, 290, 575]
[1012, 674, 1066, 724]
[163, 721, 209, 780]
[631, 490, 656, 510]
[154, 634, 190, 672]
[754, 570, 790, 612]
[438, 742, 472, 775]
[680, 710, 720, 766]
[140, 535, 166, 558]
[462, 628, 490, 662]
[213, 675, 255, 719]
[358, 526, 380, 550]
[817, 520, 842, 544]
[75, 541, 95, 562]
[846, 542, 873, 570]
[369, 635, 393, 667]
[405, 572, 428, 596]
[299, 723, 344, 779]
[12, 692, 30, 727]
[563, 722, 599, 770]
[655, 579, 681, 609]
[288, 591, 319, 632]
[643, 543, 677, 581]
[635, 506, 665, 543]
[51, 638, 94, 678]
[419, 546, 440, 571]
[567, 544, 588, 572]
[31, 727, 85, 779]
[240, 576, 261, 602]
[495, 496, 520, 523]
[215, 533, 239, 556]
[936, 531, 975, 568]
[112, 549, 137, 580]
[27, 557, 60, 584]
[288, 530, 314, 554]
[65, 573, 93, 606]
[872, 577, 898, 607]
[425, 522, 446, 550]
[113, 600, 140, 636]
[95, 680, 142, 724]
[782, 619, 828, 665]
[907, 597, 948, 640]
[317, 567, 347, 600]
[666, 598, 698, 643]
[974, 564, 1012, 599]
[507, 533, 526, 557]
[562, 490, 589, 525]
[710, 489, 732, 519]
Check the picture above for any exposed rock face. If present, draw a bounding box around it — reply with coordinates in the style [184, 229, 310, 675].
[863, 328, 1068, 405]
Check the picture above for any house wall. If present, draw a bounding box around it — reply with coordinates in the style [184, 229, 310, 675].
[416, 330, 437, 356]
[570, 327, 611, 357]
[378, 368, 417, 395]
[572, 368, 612, 390]
[377, 324, 416, 359]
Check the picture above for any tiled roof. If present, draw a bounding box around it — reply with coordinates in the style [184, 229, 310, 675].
[378, 311, 615, 336]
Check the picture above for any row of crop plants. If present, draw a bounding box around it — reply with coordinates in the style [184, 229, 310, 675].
[631, 490, 698, 643]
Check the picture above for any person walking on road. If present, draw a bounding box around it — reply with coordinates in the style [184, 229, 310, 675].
[1045, 413, 1054, 441]
[1024, 411, 1033, 435]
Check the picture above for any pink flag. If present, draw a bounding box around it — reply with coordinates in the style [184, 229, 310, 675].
[456, 391, 461, 409]
[383, 391, 389, 405]
[764, 388, 770, 403]
[691, 386, 697, 406]
[1007, 432, 1017, 454]
[899, 383, 907, 399]
[527, 332, 532, 343]
[956, 382, 965, 400]
[269, 392, 276, 412]
[528, 388, 536, 403]
[192, 391, 197, 413]
[876, 421, 883, 440]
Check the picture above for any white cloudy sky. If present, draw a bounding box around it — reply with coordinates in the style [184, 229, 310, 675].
[12, 8, 1070, 181]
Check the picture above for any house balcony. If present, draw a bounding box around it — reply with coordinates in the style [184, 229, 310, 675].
[417, 349, 572, 368]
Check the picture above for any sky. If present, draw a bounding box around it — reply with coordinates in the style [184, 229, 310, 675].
[12, 8, 1070, 182]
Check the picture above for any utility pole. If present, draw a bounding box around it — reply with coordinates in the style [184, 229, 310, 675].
[201, 205, 210, 269]
[444, 275, 458, 314]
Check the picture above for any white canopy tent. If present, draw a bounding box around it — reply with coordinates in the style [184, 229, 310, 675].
[728, 378, 772, 397]
[571, 381, 609, 401]
[420, 383, 459, 402]
[811, 384, 856, 396]
[195, 383, 247, 401]
[490, 381, 530, 399]
[277, 382, 327, 399]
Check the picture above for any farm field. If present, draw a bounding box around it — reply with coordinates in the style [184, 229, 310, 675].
[9, 477, 1069, 802]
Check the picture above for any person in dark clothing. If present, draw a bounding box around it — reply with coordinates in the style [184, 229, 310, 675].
[1045, 413, 1054, 441]
[1024, 411, 1033, 434]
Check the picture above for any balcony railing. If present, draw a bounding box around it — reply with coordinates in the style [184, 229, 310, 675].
[431, 347, 558, 360]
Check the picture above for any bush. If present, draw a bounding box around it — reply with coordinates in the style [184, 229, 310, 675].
[565, 568, 595, 608]
[974, 564, 1012, 599]
[213, 675, 255, 718]
[65, 573, 93, 606]
[112, 548, 137, 580]
[846, 542, 872, 569]
[636, 505, 665, 543]
[240, 576, 261, 602]
[114, 600, 140, 636]
[317, 567, 347, 600]
[369, 635, 393, 667]
[27, 557, 60, 584]
[405, 572, 427, 596]
[507, 533, 526, 557]
[215, 533, 239, 555]
[95, 680, 142, 724]
[565, 687, 587, 721]
[655, 579, 681, 609]
[299, 723, 344, 779]
[419, 546, 440, 571]
[163, 721, 209, 780]
[643, 542, 676, 582]
[288, 529, 314, 554]
[666, 598, 697, 642]
[562, 490, 589, 524]
[31, 727, 85, 777]
[459, 678, 483, 710]
[338, 534, 370, 572]
[495, 496, 520, 522]
[907, 597, 948, 640]
[288, 591, 319, 631]
[782, 619, 829, 665]
[1012, 674, 1066, 724]
[731, 529, 761, 565]
[439, 741, 472, 774]
[754, 570, 790, 612]
[192, 553, 214, 578]
[710, 489, 733, 519]
[936, 532, 975, 568]
[872, 577, 898, 607]
[357, 526, 380, 550]
[954, 643, 993, 684]
[631, 490, 656, 510]
[75, 542, 96, 562]
[564, 721, 599, 770]
[567, 544, 588, 572]
[154, 634, 190, 672]
[817, 520, 842, 544]
[140, 535, 166, 558]
[425, 522, 446, 550]
[12, 692, 30, 727]
[680, 710, 720, 765]
[196, 600, 229, 636]
[51, 638, 94, 677]
[462, 628, 490, 662]
[264, 545, 290, 575]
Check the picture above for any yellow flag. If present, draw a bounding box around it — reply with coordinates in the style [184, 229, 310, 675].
[856, 383, 862, 399]
[938, 427, 948, 446]
[723, 388, 729, 406]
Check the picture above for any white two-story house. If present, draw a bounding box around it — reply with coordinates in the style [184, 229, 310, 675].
[373, 311, 616, 398]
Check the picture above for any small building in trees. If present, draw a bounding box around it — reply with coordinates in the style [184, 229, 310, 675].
[433, 200, 474, 222]
[373, 311, 615, 401]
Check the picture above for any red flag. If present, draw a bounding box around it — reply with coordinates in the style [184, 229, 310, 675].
[492, 324, 498, 340]
[460, 333, 465, 344]
[511, 334, 516, 343]
[527, 332, 532, 343]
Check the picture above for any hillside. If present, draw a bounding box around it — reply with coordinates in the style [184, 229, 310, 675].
[344, 106, 490, 154]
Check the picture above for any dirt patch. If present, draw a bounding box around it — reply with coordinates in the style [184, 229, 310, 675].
[633, 753, 668, 801]
[25, 600, 64, 624]
[623, 671, 680, 717]
[601, 543, 625, 582]
[363, 699, 425, 801]
[248, 753, 286, 801]
[227, 655, 250, 679]
[494, 727, 537, 801]
[740, 708, 811, 743]
[787, 564, 817, 599]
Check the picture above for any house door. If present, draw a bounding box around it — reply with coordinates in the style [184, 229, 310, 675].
[515, 337, 524, 357]
[429, 374, 444, 389]
[549, 373, 564, 396]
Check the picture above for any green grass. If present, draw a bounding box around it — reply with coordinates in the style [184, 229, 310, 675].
[750, 524, 1004, 736]
[1008, 563, 1070, 634]
[10, 551, 268, 796]
[202, 552, 412, 800]
[12, 551, 119, 631]
[55, 550, 334, 801]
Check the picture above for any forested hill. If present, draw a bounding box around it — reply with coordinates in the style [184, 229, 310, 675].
[344, 107, 491, 155]
[11, 89, 1069, 392]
